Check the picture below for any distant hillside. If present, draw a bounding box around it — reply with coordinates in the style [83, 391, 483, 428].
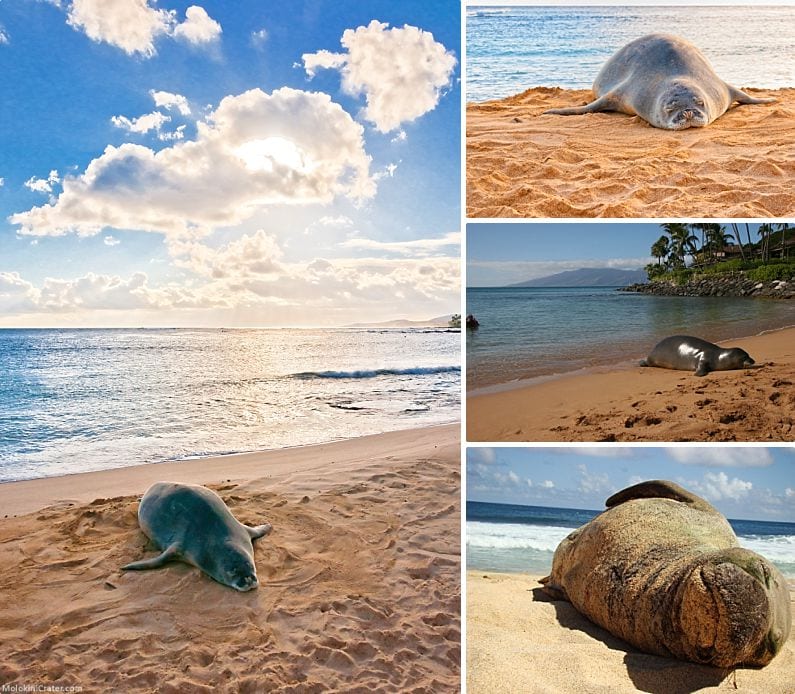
[509, 267, 647, 287]
[347, 314, 454, 328]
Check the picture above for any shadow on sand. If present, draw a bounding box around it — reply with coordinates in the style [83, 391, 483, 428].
[530, 586, 731, 694]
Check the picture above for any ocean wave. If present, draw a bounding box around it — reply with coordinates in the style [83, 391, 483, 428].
[739, 534, 795, 564]
[466, 521, 572, 552]
[291, 366, 461, 380]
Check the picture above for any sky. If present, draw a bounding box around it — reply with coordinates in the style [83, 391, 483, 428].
[466, 222, 766, 287]
[466, 446, 795, 523]
[0, 0, 460, 327]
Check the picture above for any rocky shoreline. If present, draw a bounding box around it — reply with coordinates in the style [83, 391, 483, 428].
[620, 272, 795, 299]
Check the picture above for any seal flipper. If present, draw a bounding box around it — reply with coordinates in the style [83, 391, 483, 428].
[728, 86, 776, 105]
[121, 543, 180, 571]
[539, 575, 568, 601]
[246, 523, 273, 541]
[544, 93, 619, 116]
[606, 480, 710, 510]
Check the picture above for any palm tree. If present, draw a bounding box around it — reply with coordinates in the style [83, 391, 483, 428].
[759, 223, 773, 262]
[662, 223, 697, 268]
[729, 223, 747, 262]
[702, 225, 732, 264]
[651, 235, 670, 267]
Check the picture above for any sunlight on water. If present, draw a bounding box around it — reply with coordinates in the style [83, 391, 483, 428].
[0, 328, 460, 481]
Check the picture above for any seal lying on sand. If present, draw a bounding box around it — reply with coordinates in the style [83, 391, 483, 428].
[122, 482, 272, 592]
[541, 480, 791, 667]
[640, 335, 755, 376]
[544, 34, 775, 130]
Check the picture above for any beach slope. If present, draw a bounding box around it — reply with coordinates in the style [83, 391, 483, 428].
[466, 87, 795, 218]
[0, 425, 460, 691]
[467, 572, 795, 694]
[467, 327, 795, 442]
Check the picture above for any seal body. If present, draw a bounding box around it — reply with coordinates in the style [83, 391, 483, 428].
[541, 481, 791, 668]
[122, 482, 272, 591]
[545, 34, 775, 129]
[640, 335, 754, 376]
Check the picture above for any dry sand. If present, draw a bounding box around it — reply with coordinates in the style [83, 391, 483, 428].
[466, 87, 795, 218]
[467, 572, 795, 694]
[0, 424, 460, 692]
[467, 326, 795, 442]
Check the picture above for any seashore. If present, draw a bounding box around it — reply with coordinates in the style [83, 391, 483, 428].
[466, 87, 795, 218]
[467, 326, 795, 442]
[0, 424, 460, 691]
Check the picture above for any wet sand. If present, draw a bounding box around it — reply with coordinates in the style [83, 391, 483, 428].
[467, 572, 795, 694]
[466, 87, 795, 218]
[467, 327, 795, 442]
[0, 425, 460, 692]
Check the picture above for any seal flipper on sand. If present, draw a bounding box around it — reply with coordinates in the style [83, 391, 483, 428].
[245, 523, 273, 540]
[121, 543, 180, 571]
[728, 86, 776, 105]
[606, 480, 714, 511]
[544, 93, 621, 116]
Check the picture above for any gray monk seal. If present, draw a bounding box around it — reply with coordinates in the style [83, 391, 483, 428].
[640, 335, 755, 376]
[541, 480, 791, 667]
[545, 34, 775, 130]
[122, 482, 273, 591]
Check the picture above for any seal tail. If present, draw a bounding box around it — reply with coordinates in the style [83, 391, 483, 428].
[246, 523, 273, 541]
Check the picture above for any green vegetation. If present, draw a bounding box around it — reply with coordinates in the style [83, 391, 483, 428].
[645, 223, 794, 284]
[448, 314, 461, 328]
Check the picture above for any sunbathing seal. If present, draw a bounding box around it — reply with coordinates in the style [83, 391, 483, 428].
[541, 480, 790, 667]
[544, 34, 775, 130]
[640, 335, 754, 376]
[122, 482, 272, 592]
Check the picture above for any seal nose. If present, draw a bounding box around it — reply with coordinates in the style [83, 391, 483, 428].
[683, 110, 694, 120]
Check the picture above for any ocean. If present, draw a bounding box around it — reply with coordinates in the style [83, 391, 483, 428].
[466, 287, 795, 391]
[466, 5, 795, 102]
[0, 328, 460, 482]
[467, 500, 795, 581]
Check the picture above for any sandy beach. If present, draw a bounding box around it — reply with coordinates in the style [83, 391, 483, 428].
[467, 572, 795, 693]
[0, 424, 460, 692]
[466, 87, 795, 218]
[467, 326, 795, 442]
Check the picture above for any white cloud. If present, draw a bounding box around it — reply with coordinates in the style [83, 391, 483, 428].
[540, 480, 555, 488]
[468, 448, 497, 466]
[391, 130, 407, 143]
[24, 170, 60, 194]
[0, 26, 9, 45]
[684, 471, 753, 502]
[173, 5, 221, 45]
[67, 0, 174, 57]
[150, 90, 191, 116]
[667, 448, 773, 468]
[104, 235, 120, 246]
[65, 1, 220, 57]
[303, 20, 457, 133]
[111, 110, 170, 135]
[0, 178, 4, 187]
[508, 470, 520, 485]
[341, 231, 460, 257]
[0, 272, 38, 313]
[786, 488, 794, 498]
[577, 464, 611, 495]
[10, 88, 375, 240]
[251, 28, 268, 47]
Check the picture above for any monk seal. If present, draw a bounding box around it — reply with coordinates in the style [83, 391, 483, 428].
[640, 335, 755, 376]
[122, 482, 273, 592]
[544, 34, 775, 130]
[541, 480, 791, 668]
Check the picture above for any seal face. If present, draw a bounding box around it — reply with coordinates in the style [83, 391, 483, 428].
[121, 482, 273, 592]
[544, 34, 776, 130]
[541, 480, 791, 668]
[640, 335, 755, 376]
